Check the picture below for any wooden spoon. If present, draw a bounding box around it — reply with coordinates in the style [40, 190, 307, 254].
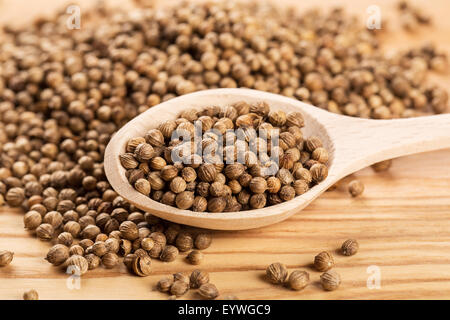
[104, 88, 450, 230]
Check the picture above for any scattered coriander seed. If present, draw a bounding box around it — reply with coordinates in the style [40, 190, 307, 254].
[102, 252, 119, 269]
[69, 245, 84, 256]
[45, 244, 69, 266]
[266, 262, 288, 284]
[5, 187, 25, 206]
[150, 232, 167, 247]
[186, 250, 203, 265]
[157, 277, 174, 293]
[132, 255, 152, 277]
[176, 232, 194, 252]
[36, 223, 54, 241]
[170, 280, 189, 297]
[85, 254, 101, 270]
[341, 239, 359, 256]
[348, 180, 364, 197]
[123, 254, 137, 270]
[66, 255, 89, 275]
[148, 243, 163, 259]
[119, 239, 132, 256]
[105, 238, 120, 254]
[57, 232, 73, 247]
[288, 270, 310, 291]
[0, 250, 14, 267]
[190, 269, 210, 289]
[195, 233, 212, 250]
[23, 289, 39, 300]
[23, 210, 42, 230]
[160, 245, 179, 262]
[119, 221, 139, 241]
[92, 241, 108, 257]
[320, 270, 341, 291]
[198, 283, 219, 299]
[314, 251, 335, 272]
[141, 238, 155, 251]
[80, 225, 101, 240]
[173, 272, 190, 284]
[371, 160, 392, 172]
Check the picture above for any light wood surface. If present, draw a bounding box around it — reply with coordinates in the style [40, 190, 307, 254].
[105, 88, 450, 230]
[1, 0, 450, 300]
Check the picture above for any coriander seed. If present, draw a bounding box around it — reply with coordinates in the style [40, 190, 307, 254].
[66, 255, 89, 275]
[0, 250, 14, 267]
[170, 280, 189, 297]
[288, 270, 310, 291]
[348, 180, 364, 197]
[36, 223, 54, 241]
[119, 221, 139, 241]
[69, 245, 84, 256]
[57, 232, 73, 247]
[92, 241, 108, 257]
[266, 262, 288, 284]
[175, 232, 194, 252]
[160, 245, 179, 262]
[157, 277, 174, 293]
[132, 255, 152, 276]
[102, 252, 119, 269]
[195, 233, 212, 250]
[186, 250, 203, 265]
[371, 160, 392, 172]
[190, 269, 210, 289]
[23, 289, 39, 300]
[341, 239, 359, 256]
[105, 238, 120, 254]
[141, 238, 155, 251]
[314, 251, 335, 272]
[174, 272, 190, 284]
[320, 270, 341, 291]
[310, 163, 328, 183]
[46, 244, 69, 266]
[85, 254, 101, 270]
[23, 210, 42, 230]
[198, 283, 219, 300]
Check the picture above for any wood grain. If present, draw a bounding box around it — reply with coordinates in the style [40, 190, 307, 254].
[1, 0, 450, 300]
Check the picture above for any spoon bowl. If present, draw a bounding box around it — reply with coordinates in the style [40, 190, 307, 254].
[104, 88, 450, 230]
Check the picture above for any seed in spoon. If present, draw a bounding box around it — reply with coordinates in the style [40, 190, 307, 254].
[119, 102, 330, 212]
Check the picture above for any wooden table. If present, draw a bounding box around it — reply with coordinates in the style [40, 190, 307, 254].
[0, 0, 449, 300]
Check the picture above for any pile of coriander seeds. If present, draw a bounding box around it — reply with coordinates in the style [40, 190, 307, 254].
[120, 102, 329, 212]
[0, 0, 448, 281]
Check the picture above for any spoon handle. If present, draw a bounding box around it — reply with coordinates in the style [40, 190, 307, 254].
[330, 113, 450, 176]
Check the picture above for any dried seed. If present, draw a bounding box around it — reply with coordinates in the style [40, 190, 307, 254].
[341, 239, 359, 256]
[198, 283, 219, 299]
[132, 255, 152, 276]
[46, 244, 69, 266]
[288, 270, 310, 291]
[186, 250, 203, 265]
[266, 262, 288, 284]
[320, 270, 341, 291]
[0, 250, 14, 267]
[314, 251, 335, 272]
